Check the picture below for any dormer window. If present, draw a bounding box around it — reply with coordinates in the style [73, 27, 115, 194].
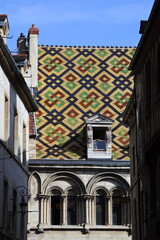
[86, 114, 113, 160]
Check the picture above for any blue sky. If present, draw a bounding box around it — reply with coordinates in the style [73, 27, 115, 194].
[1, 0, 155, 51]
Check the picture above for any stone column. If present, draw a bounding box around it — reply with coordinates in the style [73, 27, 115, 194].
[106, 196, 110, 225]
[88, 197, 92, 224]
[43, 197, 47, 224]
[108, 196, 112, 225]
[91, 196, 95, 225]
[84, 195, 93, 225]
[46, 196, 50, 225]
[38, 195, 43, 225]
[38, 194, 48, 228]
[61, 195, 67, 225]
[84, 195, 89, 224]
[86, 198, 89, 224]
[43, 196, 49, 225]
[122, 195, 127, 225]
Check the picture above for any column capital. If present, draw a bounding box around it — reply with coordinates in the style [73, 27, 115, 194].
[106, 195, 111, 200]
[61, 194, 67, 199]
[38, 194, 49, 199]
[83, 194, 93, 200]
[122, 195, 131, 200]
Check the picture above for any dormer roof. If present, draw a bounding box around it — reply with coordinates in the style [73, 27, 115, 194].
[86, 114, 113, 125]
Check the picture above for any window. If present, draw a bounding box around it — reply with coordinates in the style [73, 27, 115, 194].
[93, 128, 106, 150]
[86, 114, 113, 159]
[22, 124, 26, 165]
[4, 96, 9, 142]
[51, 190, 61, 225]
[67, 190, 77, 225]
[96, 190, 106, 225]
[112, 190, 122, 225]
[95, 189, 123, 226]
[14, 111, 18, 156]
[51, 189, 78, 226]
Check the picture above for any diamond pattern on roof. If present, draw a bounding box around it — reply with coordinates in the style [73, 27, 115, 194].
[36, 47, 135, 160]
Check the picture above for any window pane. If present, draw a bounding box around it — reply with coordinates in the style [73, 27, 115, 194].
[93, 128, 106, 150]
[51, 196, 60, 225]
[67, 196, 77, 225]
[93, 140, 106, 150]
[112, 196, 122, 225]
[96, 196, 105, 225]
[93, 128, 106, 140]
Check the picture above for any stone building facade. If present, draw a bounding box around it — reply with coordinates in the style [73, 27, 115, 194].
[124, 0, 160, 239]
[27, 44, 135, 240]
[0, 15, 37, 240]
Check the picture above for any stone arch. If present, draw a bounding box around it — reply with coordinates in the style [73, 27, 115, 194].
[110, 186, 125, 196]
[48, 186, 64, 195]
[42, 171, 86, 195]
[86, 172, 130, 196]
[28, 171, 41, 228]
[93, 186, 110, 196]
[28, 171, 41, 195]
[65, 187, 80, 195]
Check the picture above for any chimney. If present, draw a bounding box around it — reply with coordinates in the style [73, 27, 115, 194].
[0, 14, 9, 43]
[139, 20, 148, 34]
[28, 24, 39, 89]
[17, 33, 27, 54]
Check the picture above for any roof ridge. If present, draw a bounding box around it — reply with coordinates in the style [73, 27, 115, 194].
[38, 45, 136, 49]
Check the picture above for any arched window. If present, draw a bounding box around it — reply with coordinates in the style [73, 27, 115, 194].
[96, 189, 107, 225]
[51, 189, 61, 225]
[112, 190, 122, 225]
[67, 190, 77, 225]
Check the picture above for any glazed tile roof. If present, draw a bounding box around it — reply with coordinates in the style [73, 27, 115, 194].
[35, 46, 135, 160]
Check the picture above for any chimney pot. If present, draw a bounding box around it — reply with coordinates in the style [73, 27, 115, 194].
[17, 33, 27, 54]
[28, 24, 39, 35]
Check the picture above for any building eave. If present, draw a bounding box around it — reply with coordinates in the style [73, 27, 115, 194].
[29, 159, 130, 169]
[129, 0, 160, 73]
[0, 35, 38, 112]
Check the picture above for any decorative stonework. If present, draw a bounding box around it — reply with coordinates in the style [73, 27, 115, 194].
[86, 114, 113, 159]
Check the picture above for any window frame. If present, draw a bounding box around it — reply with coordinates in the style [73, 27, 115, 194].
[50, 188, 79, 226]
[67, 190, 77, 225]
[93, 127, 107, 151]
[86, 114, 113, 160]
[112, 190, 122, 225]
[95, 189, 108, 225]
[94, 188, 123, 226]
[51, 194, 61, 225]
